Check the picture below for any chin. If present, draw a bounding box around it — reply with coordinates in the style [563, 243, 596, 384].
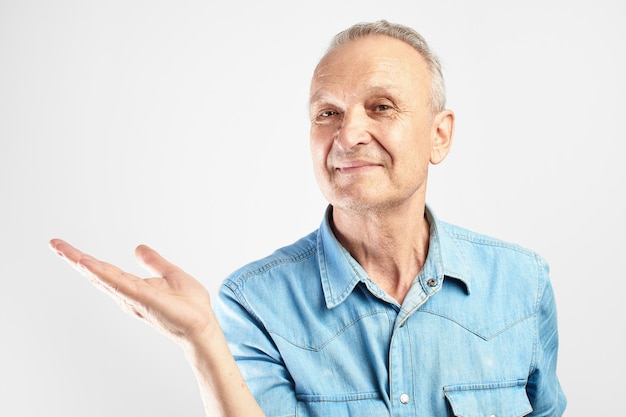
[330, 194, 391, 214]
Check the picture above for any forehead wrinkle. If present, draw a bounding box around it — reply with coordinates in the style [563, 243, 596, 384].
[315, 58, 400, 83]
[310, 82, 406, 108]
[310, 47, 428, 108]
[312, 60, 418, 94]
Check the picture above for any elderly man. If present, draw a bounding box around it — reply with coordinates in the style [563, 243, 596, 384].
[51, 20, 566, 417]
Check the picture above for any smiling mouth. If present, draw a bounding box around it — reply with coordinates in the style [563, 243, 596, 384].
[335, 161, 382, 173]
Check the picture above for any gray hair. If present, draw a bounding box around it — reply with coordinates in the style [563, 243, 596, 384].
[327, 20, 446, 113]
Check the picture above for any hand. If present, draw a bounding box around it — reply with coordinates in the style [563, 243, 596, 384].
[49, 239, 216, 346]
[50, 239, 266, 416]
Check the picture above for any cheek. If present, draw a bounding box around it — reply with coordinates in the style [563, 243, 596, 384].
[393, 137, 432, 175]
[309, 129, 332, 168]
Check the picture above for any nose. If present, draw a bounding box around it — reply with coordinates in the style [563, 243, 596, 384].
[335, 108, 372, 150]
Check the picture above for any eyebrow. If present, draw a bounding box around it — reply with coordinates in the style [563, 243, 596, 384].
[308, 92, 334, 109]
[309, 84, 402, 108]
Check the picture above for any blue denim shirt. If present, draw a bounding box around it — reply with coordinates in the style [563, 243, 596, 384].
[215, 206, 566, 417]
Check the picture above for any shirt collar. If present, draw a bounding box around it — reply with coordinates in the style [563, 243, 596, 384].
[423, 205, 471, 292]
[317, 204, 471, 309]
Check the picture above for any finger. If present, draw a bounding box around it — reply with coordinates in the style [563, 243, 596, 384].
[134, 244, 182, 280]
[50, 238, 149, 305]
[50, 239, 110, 282]
[49, 238, 87, 266]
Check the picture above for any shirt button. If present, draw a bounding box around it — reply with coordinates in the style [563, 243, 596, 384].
[399, 393, 410, 404]
[426, 278, 437, 287]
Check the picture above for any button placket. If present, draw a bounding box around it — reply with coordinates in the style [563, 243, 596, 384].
[390, 314, 415, 413]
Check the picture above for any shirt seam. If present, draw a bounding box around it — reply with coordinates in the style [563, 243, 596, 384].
[529, 252, 548, 376]
[225, 244, 318, 288]
[267, 309, 389, 351]
[222, 244, 319, 324]
[441, 220, 539, 259]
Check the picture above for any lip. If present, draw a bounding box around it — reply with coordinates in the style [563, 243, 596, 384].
[335, 160, 382, 173]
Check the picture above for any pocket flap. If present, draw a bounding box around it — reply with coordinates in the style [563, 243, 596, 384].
[444, 379, 532, 417]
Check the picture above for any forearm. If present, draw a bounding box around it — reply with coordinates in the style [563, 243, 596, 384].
[183, 324, 266, 417]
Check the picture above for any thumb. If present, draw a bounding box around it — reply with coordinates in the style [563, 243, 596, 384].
[135, 245, 180, 278]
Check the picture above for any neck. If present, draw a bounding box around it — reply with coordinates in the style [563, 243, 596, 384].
[331, 200, 430, 304]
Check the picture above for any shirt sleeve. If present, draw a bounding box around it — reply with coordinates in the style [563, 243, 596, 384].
[526, 257, 567, 416]
[214, 282, 297, 417]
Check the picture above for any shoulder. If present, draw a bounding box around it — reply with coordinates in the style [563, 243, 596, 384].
[439, 220, 547, 269]
[440, 220, 540, 257]
[428, 219, 552, 338]
[216, 229, 327, 326]
[222, 229, 321, 293]
[434, 219, 551, 299]
[437, 222, 549, 304]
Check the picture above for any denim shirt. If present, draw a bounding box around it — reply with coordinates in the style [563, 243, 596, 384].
[215, 206, 566, 417]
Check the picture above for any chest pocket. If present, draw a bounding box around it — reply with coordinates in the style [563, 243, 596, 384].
[444, 379, 532, 417]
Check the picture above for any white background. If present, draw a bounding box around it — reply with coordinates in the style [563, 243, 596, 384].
[1, 0, 624, 415]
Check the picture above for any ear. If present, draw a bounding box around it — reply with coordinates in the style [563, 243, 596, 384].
[430, 109, 455, 165]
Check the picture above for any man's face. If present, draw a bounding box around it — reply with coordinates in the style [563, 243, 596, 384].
[309, 35, 447, 214]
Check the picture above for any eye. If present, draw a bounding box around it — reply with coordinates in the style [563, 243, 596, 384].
[312, 108, 341, 124]
[375, 104, 392, 111]
[320, 110, 339, 118]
